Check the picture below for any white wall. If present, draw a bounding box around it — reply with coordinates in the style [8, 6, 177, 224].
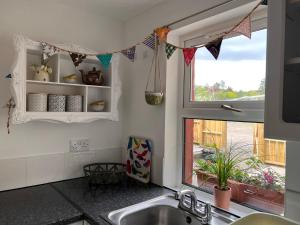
[0, 0, 123, 191]
[122, 0, 232, 185]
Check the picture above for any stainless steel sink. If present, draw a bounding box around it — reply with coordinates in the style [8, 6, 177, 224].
[108, 195, 239, 225]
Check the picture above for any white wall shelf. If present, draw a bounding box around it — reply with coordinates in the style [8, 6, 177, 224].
[11, 35, 121, 124]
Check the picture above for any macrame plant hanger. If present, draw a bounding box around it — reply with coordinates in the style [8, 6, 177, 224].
[145, 34, 164, 105]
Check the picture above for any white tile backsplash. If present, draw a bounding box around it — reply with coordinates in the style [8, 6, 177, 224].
[27, 153, 65, 186]
[0, 148, 122, 191]
[0, 158, 27, 191]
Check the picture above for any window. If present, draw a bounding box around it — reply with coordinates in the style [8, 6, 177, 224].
[180, 15, 286, 215]
[183, 119, 286, 215]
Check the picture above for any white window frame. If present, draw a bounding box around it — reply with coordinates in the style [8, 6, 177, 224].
[181, 16, 267, 123]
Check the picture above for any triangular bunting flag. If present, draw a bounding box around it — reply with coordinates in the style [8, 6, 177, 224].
[41, 42, 59, 63]
[261, 0, 267, 5]
[165, 43, 177, 59]
[155, 27, 171, 42]
[183, 47, 197, 65]
[96, 54, 112, 70]
[205, 38, 223, 60]
[143, 33, 157, 50]
[70, 53, 86, 67]
[232, 16, 252, 39]
[121, 46, 136, 62]
[5, 74, 12, 79]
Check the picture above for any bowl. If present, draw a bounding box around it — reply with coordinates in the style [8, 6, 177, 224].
[89, 100, 105, 112]
[63, 74, 78, 84]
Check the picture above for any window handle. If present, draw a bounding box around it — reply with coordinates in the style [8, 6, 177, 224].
[221, 104, 242, 113]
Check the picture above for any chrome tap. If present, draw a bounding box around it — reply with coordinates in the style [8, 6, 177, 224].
[175, 190, 212, 224]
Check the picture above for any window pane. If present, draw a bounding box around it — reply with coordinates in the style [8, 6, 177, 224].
[191, 29, 267, 101]
[184, 119, 285, 215]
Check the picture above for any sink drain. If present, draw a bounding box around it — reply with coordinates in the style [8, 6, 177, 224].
[186, 216, 192, 224]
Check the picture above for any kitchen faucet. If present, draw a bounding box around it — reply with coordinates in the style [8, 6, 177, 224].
[175, 190, 212, 224]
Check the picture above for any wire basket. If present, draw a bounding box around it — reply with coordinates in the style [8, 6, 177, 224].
[83, 163, 126, 186]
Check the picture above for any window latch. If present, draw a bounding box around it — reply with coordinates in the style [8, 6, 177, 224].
[221, 104, 242, 113]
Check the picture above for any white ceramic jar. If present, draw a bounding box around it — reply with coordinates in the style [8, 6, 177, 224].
[27, 93, 47, 112]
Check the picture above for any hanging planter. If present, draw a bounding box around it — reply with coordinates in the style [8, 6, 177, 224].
[145, 34, 164, 105]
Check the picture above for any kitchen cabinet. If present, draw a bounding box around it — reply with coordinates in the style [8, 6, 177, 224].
[264, 0, 300, 140]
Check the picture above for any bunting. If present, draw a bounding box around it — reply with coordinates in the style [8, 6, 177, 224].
[165, 43, 177, 59]
[205, 38, 223, 60]
[70, 53, 86, 67]
[232, 16, 252, 39]
[41, 42, 59, 63]
[96, 54, 112, 70]
[261, 0, 267, 5]
[183, 48, 197, 65]
[5, 74, 12, 79]
[143, 33, 157, 50]
[121, 46, 136, 62]
[155, 27, 171, 42]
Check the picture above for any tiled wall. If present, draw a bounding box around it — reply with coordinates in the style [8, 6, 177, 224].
[0, 148, 121, 191]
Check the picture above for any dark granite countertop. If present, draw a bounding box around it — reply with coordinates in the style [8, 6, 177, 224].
[0, 178, 172, 225]
[51, 178, 172, 225]
[0, 184, 82, 225]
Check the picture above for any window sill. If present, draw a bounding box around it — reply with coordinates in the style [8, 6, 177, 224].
[167, 184, 258, 218]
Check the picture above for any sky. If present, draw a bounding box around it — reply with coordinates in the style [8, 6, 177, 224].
[194, 29, 267, 91]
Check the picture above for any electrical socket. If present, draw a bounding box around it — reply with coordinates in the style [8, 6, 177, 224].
[70, 138, 89, 152]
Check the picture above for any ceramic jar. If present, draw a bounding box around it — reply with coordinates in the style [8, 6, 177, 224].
[48, 94, 66, 112]
[66, 95, 82, 112]
[27, 93, 47, 112]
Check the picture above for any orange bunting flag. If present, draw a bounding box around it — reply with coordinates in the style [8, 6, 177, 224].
[183, 47, 197, 65]
[232, 16, 252, 39]
[154, 27, 171, 42]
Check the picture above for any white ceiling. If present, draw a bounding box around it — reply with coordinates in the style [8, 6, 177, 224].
[50, 0, 170, 22]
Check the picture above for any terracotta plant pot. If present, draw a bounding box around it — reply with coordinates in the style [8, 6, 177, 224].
[214, 186, 232, 210]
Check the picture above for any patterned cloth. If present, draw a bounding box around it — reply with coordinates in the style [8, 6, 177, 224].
[232, 16, 252, 39]
[205, 38, 223, 60]
[41, 42, 59, 63]
[155, 27, 171, 42]
[70, 53, 86, 67]
[121, 46, 136, 62]
[183, 47, 197, 65]
[143, 33, 157, 50]
[126, 136, 151, 183]
[96, 54, 112, 70]
[165, 43, 177, 59]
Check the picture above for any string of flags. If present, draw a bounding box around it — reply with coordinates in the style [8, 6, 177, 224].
[32, 0, 266, 69]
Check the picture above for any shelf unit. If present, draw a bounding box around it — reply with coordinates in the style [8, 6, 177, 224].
[11, 35, 121, 124]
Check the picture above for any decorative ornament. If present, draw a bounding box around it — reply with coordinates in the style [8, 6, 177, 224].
[183, 47, 197, 65]
[6, 97, 15, 134]
[155, 27, 171, 42]
[165, 43, 177, 59]
[261, 0, 267, 5]
[5, 74, 12, 79]
[232, 16, 252, 39]
[96, 54, 112, 70]
[41, 42, 59, 63]
[121, 46, 136, 62]
[143, 33, 157, 50]
[70, 53, 86, 67]
[205, 38, 223, 60]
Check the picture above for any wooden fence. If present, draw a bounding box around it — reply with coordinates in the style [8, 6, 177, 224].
[193, 120, 286, 166]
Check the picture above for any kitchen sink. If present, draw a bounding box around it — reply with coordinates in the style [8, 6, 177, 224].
[108, 195, 239, 225]
[231, 212, 300, 225]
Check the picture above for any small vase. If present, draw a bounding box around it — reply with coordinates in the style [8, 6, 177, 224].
[214, 186, 232, 210]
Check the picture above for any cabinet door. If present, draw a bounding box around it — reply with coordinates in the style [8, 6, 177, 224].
[264, 0, 300, 141]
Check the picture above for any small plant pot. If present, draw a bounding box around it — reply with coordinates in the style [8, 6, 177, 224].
[214, 186, 232, 210]
[145, 91, 164, 105]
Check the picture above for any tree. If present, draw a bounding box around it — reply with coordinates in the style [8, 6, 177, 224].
[258, 78, 265, 93]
